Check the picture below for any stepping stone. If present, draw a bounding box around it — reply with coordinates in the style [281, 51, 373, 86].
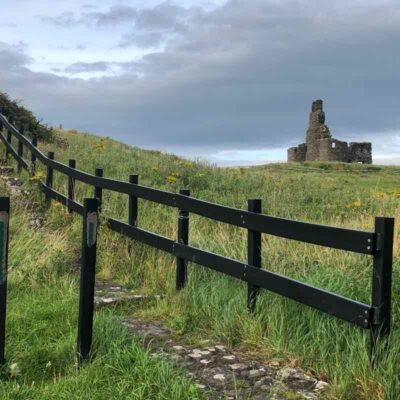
[213, 374, 226, 382]
[229, 363, 246, 371]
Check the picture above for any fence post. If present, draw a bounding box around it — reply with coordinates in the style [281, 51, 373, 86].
[247, 199, 262, 314]
[31, 133, 37, 174]
[0, 120, 3, 159]
[45, 152, 54, 206]
[6, 119, 12, 160]
[68, 159, 76, 213]
[128, 174, 138, 226]
[0, 197, 9, 366]
[17, 126, 24, 173]
[370, 217, 394, 360]
[176, 189, 190, 290]
[94, 168, 103, 213]
[77, 198, 99, 365]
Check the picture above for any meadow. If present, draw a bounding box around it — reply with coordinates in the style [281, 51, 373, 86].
[3, 128, 400, 399]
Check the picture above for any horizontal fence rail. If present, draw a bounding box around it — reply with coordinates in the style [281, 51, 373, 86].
[0, 111, 394, 360]
[0, 113, 377, 254]
[108, 218, 373, 328]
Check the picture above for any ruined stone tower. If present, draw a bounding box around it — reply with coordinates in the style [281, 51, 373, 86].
[287, 100, 372, 163]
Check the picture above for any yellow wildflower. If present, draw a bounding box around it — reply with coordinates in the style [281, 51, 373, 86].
[92, 143, 106, 151]
[166, 175, 178, 184]
[29, 171, 46, 181]
[178, 160, 193, 167]
[352, 199, 362, 208]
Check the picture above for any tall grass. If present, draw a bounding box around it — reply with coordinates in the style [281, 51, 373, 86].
[0, 180, 204, 399]
[9, 128, 400, 399]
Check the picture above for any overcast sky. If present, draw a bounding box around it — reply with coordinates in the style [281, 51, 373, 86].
[1, 0, 399, 165]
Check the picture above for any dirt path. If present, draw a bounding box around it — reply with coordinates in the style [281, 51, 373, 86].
[96, 281, 331, 400]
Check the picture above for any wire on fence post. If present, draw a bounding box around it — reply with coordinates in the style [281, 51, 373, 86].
[94, 168, 103, 213]
[68, 159, 76, 213]
[176, 189, 190, 290]
[17, 126, 24, 173]
[247, 199, 262, 314]
[128, 174, 138, 226]
[0, 197, 10, 366]
[31, 133, 37, 174]
[77, 198, 99, 365]
[370, 217, 394, 362]
[45, 152, 54, 206]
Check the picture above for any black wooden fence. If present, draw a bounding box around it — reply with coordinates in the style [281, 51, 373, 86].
[0, 110, 395, 363]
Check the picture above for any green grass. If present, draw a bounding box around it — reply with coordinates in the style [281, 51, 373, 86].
[5, 128, 400, 399]
[0, 181, 204, 399]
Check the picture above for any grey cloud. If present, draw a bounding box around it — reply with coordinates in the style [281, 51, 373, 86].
[3, 0, 400, 158]
[0, 42, 31, 69]
[41, 2, 203, 48]
[118, 31, 164, 48]
[64, 61, 112, 74]
[41, 12, 80, 27]
[89, 6, 138, 26]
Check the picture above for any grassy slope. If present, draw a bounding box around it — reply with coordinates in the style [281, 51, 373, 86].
[7, 129, 400, 399]
[0, 180, 203, 399]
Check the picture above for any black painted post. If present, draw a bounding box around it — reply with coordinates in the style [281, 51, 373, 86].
[6, 126, 12, 162]
[77, 198, 99, 365]
[128, 174, 138, 226]
[68, 159, 76, 213]
[0, 120, 3, 159]
[31, 133, 37, 174]
[17, 127, 24, 173]
[94, 168, 103, 213]
[176, 189, 190, 290]
[5, 116, 13, 160]
[0, 197, 9, 366]
[45, 152, 54, 206]
[247, 199, 262, 314]
[370, 217, 394, 360]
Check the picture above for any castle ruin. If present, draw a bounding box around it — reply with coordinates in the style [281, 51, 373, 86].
[287, 100, 372, 163]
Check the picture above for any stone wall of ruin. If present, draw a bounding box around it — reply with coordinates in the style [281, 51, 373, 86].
[288, 99, 372, 164]
[305, 100, 332, 161]
[349, 142, 372, 164]
[288, 143, 307, 162]
[318, 138, 349, 162]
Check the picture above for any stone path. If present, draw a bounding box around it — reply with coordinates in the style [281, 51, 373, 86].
[95, 282, 330, 400]
[95, 280, 162, 307]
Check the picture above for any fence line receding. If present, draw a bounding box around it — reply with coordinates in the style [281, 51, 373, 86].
[0, 110, 394, 361]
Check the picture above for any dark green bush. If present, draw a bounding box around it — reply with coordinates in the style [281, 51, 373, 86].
[0, 92, 54, 142]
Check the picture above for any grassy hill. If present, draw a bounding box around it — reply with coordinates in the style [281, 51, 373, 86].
[3, 128, 400, 399]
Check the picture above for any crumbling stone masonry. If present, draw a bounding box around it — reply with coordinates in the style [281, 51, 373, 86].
[288, 100, 372, 163]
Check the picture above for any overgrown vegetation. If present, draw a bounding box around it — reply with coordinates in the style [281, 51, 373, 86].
[0, 92, 53, 141]
[5, 127, 400, 399]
